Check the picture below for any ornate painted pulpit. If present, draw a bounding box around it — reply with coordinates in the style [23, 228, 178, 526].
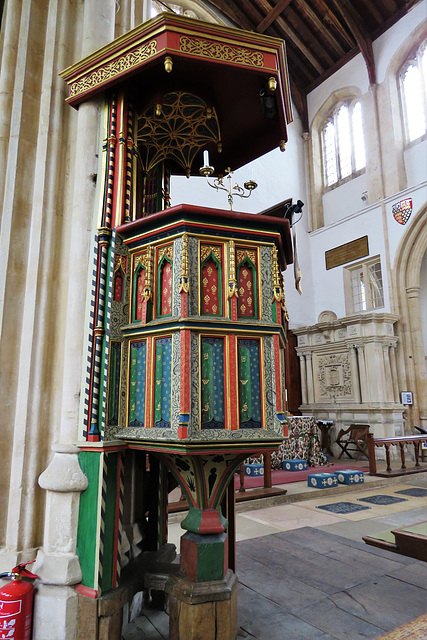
[60, 13, 293, 640]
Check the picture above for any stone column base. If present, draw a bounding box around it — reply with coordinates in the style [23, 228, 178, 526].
[33, 584, 78, 640]
[166, 569, 238, 640]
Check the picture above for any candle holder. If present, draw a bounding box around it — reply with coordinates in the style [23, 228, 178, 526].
[199, 152, 257, 211]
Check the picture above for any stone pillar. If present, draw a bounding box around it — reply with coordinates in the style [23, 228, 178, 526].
[406, 287, 426, 429]
[383, 343, 394, 403]
[32, 1, 116, 638]
[305, 352, 315, 404]
[389, 342, 400, 403]
[299, 353, 308, 405]
[349, 344, 361, 403]
[355, 343, 369, 403]
[33, 445, 88, 640]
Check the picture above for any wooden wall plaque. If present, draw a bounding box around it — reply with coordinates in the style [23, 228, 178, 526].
[325, 236, 369, 270]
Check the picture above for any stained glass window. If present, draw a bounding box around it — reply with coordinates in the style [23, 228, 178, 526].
[321, 100, 366, 188]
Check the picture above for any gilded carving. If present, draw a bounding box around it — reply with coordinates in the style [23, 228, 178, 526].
[114, 255, 127, 273]
[158, 246, 173, 263]
[180, 36, 264, 68]
[228, 240, 238, 299]
[179, 233, 190, 294]
[201, 245, 221, 263]
[237, 249, 256, 265]
[69, 41, 157, 98]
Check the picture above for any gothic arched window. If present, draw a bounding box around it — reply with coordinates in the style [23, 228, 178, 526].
[321, 100, 366, 188]
[400, 41, 427, 144]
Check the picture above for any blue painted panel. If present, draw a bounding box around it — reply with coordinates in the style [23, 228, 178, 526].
[154, 337, 172, 428]
[129, 341, 146, 427]
[238, 339, 262, 428]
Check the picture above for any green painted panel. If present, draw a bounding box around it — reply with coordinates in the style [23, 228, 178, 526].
[100, 453, 119, 592]
[77, 452, 101, 589]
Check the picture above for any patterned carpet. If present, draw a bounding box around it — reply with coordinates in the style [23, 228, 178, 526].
[374, 614, 427, 639]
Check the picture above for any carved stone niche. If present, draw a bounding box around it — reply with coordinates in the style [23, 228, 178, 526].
[317, 352, 352, 400]
[293, 311, 405, 444]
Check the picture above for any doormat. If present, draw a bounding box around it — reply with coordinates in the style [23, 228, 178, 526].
[374, 613, 427, 639]
[395, 488, 427, 497]
[316, 502, 370, 514]
[358, 495, 408, 506]
[234, 463, 367, 489]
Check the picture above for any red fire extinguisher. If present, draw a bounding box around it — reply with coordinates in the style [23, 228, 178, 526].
[0, 562, 37, 640]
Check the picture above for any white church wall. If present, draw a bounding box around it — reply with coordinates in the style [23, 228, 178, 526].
[308, 205, 389, 321]
[404, 139, 427, 187]
[307, 53, 368, 125]
[322, 173, 369, 226]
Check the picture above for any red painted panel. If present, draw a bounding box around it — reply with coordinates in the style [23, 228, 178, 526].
[238, 265, 255, 317]
[135, 269, 146, 321]
[227, 335, 238, 430]
[114, 271, 123, 302]
[202, 258, 220, 315]
[161, 261, 172, 315]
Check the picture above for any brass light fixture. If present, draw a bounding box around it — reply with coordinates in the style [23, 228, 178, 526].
[200, 150, 257, 211]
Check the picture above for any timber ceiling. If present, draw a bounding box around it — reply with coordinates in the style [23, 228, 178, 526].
[207, 0, 422, 129]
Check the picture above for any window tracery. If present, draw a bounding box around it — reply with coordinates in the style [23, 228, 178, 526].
[400, 40, 427, 145]
[321, 100, 366, 189]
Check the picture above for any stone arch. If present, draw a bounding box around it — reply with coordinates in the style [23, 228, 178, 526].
[393, 203, 427, 430]
[379, 21, 427, 195]
[308, 87, 363, 230]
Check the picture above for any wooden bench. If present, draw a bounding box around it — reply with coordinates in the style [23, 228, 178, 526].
[336, 424, 370, 461]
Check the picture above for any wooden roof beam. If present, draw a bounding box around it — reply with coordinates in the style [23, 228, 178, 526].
[329, 0, 377, 84]
[203, 0, 254, 30]
[295, 0, 346, 57]
[315, 0, 355, 49]
[289, 75, 309, 131]
[256, 0, 294, 33]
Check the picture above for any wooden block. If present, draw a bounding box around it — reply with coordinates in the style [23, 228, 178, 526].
[215, 588, 238, 640]
[98, 613, 122, 640]
[179, 601, 216, 640]
[76, 593, 98, 640]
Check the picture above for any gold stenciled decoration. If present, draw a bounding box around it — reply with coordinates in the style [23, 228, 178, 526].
[136, 92, 221, 177]
[228, 240, 238, 299]
[271, 245, 282, 303]
[237, 249, 256, 265]
[144, 246, 153, 302]
[279, 271, 289, 321]
[179, 233, 190, 294]
[158, 245, 173, 264]
[114, 255, 127, 273]
[69, 41, 157, 98]
[180, 36, 264, 68]
[201, 245, 221, 263]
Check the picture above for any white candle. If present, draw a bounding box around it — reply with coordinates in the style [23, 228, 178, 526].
[203, 150, 209, 167]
